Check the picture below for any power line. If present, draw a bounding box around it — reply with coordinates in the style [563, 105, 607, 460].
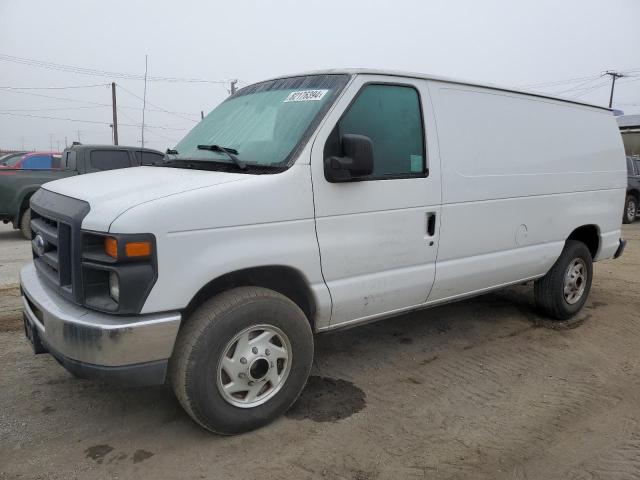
[518, 74, 601, 89]
[518, 66, 640, 90]
[551, 76, 605, 95]
[0, 111, 191, 130]
[0, 88, 200, 117]
[117, 108, 181, 145]
[0, 87, 112, 105]
[567, 80, 611, 99]
[0, 83, 109, 90]
[117, 84, 198, 123]
[0, 105, 105, 112]
[0, 53, 232, 84]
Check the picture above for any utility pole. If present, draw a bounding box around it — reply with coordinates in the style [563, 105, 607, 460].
[111, 82, 119, 145]
[604, 71, 624, 108]
[64, 136, 68, 148]
[230, 79, 238, 96]
[77, 130, 81, 143]
[56, 140, 60, 152]
[141, 54, 148, 148]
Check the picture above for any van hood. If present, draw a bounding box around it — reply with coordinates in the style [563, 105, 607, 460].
[42, 166, 250, 231]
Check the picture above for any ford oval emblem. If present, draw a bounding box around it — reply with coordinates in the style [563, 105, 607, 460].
[33, 233, 47, 257]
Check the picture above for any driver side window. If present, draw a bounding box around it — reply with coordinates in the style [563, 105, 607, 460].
[330, 83, 426, 179]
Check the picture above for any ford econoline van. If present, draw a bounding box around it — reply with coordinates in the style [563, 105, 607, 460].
[20, 69, 627, 434]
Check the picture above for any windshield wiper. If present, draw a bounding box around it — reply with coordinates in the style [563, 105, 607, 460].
[197, 144, 246, 170]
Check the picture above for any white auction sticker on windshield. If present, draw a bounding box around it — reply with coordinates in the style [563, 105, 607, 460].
[283, 89, 328, 102]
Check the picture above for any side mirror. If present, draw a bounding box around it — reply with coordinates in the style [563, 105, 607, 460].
[325, 134, 374, 182]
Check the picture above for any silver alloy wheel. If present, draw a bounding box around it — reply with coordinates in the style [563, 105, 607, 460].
[217, 324, 292, 408]
[628, 199, 637, 222]
[563, 258, 587, 305]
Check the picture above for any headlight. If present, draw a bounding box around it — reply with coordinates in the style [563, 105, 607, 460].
[109, 271, 120, 302]
[82, 231, 157, 314]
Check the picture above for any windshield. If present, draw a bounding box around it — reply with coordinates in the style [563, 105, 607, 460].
[172, 74, 349, 169]
[0, 153, 25, 166]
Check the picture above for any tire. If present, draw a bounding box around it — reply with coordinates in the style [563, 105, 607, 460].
[19, 208, 31, 240]
[623, 195, 637, 224]
[534, 240, 593, 320]
[169, 287, 313, 435]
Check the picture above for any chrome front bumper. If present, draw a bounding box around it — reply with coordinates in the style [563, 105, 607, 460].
[20, 263, 181, 383]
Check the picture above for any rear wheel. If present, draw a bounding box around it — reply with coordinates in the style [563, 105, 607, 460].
[19, 208, 31, 240]
[169, 287, 313, 434]
[534, 240, 593, 320]
[623, 195, 637, 224]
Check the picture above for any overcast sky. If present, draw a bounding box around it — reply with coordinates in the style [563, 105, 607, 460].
[1, 0, 639, 151]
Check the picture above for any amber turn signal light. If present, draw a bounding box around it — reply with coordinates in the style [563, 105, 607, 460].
[125, 241, 152, 258]
[104, 237, 152, 259]
[104, 237, 118, 258]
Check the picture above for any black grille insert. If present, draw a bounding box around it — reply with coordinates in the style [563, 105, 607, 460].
[29, 189, 90, 305]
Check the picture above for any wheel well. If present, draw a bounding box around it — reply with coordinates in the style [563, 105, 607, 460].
[184, 266, 316, 328]
[568, 225, 599, 258]
[18, 193, 32, 218]
[629, 189, 640, 203]
[13, 193, 33, 228]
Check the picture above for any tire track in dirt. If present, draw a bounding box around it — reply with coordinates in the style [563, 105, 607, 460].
[0, 286, 22, 332]
[350, 302, 638, 479]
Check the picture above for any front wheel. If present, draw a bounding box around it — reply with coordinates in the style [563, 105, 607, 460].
[19, 208, 31, 240]
[623, 195, 637, 224]
[169, 287, 313, 434]
[534, 240, 593, 320]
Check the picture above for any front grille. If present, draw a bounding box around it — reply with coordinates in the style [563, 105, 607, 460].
[31, 210, 73, 297]
[29, 189, 90, 306]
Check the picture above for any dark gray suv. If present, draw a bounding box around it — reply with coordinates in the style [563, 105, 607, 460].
[625, 155, 640, 224]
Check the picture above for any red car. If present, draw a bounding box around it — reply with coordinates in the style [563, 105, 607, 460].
[0, 152, 61, 173]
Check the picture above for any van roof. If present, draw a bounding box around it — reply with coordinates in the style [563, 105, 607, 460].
[265, 68, 611, 112]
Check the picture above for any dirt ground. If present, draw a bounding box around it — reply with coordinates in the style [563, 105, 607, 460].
[1, 223, 639, 480]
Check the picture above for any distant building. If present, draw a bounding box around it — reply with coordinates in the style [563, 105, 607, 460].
[617, 114, 640, 156]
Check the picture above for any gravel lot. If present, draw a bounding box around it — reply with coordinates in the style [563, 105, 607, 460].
[1, 223, 639, 480]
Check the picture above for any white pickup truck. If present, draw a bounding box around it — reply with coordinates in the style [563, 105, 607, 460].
[20, 69, 627, 434]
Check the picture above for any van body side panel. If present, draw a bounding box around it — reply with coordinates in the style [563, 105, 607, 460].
[109, 163, 333, 328]
[427, 81, 626, 301]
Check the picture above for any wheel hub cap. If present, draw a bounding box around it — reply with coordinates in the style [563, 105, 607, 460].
[563, 258, 587, 305]
[217, 325, 292, 408]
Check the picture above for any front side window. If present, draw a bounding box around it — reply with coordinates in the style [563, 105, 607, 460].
[89, 150, 131, 172]
[333, 84, 425, 179]
[0, 153, 25, 166]
[172, 74, 349, 170]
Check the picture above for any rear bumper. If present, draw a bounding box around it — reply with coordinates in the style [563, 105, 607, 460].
[20, 263, 181, 386]
[614, 238, 627, 259]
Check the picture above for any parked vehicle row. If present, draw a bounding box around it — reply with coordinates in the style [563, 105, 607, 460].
[624, 155, 640, 224]
[0, 144, 164, 238]
[0, 152, 61, 170]
[19, 69, 627, 434]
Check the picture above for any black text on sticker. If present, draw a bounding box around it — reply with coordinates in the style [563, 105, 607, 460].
[284, 90, 328, 102]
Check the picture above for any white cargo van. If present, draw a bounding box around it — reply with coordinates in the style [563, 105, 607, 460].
[20, 69, 627, 434]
